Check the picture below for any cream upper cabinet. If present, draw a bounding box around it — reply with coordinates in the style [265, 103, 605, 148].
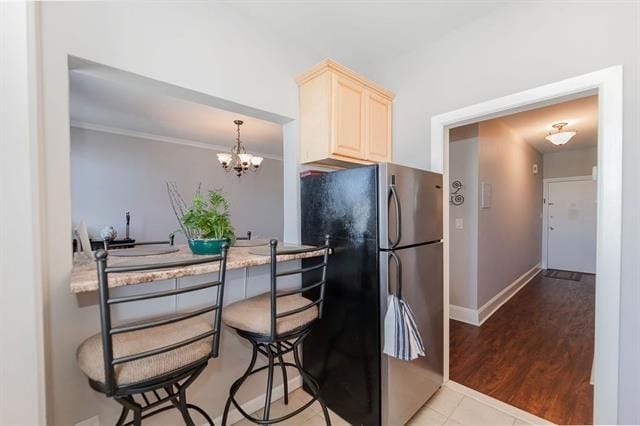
[332, 74, 366, 159]
[296, 60, 394, 167]
[365, 91, 392, 162]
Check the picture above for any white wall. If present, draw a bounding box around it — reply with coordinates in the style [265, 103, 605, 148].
[70, 127, 284, 243]
[368, 3, 639, 422]
[0, 2, 46, 424]
[543, 146, 597, 179]
[37, 2, 321, 424]
[448, 128, 478, 310]
[476, 120, 543, 307]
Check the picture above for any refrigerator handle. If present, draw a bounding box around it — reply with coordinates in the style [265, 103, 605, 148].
[388, 176, 402, 248]
[388, 251, 403, 299]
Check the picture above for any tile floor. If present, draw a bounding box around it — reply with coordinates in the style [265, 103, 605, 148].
[232, 385, 537, 425]
[151, 385, 537, 425]
[232, 387, 348, 426]
[407, 387, 535, 426]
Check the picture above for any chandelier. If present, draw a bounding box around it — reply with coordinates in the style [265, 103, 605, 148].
[217, 120, 264, 176]
[545, 122, 577, 146]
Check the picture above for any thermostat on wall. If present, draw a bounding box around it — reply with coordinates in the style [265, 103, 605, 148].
[481, 182, 492, 209]
[533, 164, 539, 175]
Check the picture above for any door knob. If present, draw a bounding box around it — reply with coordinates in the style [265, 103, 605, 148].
[549, 226, 555, 230]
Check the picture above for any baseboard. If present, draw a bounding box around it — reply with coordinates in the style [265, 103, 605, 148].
[445, 381, 554, 425]
[449, 304, 480, 326]
[449, 263, 542, 327]
[211, 376, 303, 425]
[477, 263, 541, 325]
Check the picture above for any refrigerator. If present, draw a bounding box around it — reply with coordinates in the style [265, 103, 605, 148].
[301, 163, 444, 426]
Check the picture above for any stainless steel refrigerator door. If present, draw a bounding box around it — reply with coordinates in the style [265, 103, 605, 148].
[379, 242, 444, 426]
[378, 163, 443, 249]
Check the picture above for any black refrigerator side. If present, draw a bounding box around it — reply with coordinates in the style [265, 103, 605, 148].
[301, 165, 381, 426]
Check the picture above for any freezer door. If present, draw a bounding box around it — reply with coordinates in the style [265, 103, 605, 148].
[379, 163, 443, 249]
[380, 242, 444, 426]
[301, 165, 378, 241]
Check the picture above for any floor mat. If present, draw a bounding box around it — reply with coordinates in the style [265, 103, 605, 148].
[544, 269, 583, 281]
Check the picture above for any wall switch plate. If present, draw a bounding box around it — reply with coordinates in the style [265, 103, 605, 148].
[481, 182, 492, 209]
[455, 218, 464, 229]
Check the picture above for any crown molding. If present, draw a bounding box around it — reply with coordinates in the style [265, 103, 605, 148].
[295, 58, 395, 100]
[69, 121, 283, 161]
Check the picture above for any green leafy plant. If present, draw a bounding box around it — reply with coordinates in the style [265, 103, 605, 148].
[167, 183, 235, 240]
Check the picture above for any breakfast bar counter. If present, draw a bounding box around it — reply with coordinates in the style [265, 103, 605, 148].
[70, 244, 325, 293]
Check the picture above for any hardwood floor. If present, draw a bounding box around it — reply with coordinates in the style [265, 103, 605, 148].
[449, 271, 595, 425]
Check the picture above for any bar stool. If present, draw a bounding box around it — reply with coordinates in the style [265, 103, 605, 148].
[76, 246, 229, 425]
[221, 236, 331, 425]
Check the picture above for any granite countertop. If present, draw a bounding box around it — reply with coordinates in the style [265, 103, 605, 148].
[70, 244, 324, 294]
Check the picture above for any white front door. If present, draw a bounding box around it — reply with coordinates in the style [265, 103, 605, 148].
[547, 180, 597, 273]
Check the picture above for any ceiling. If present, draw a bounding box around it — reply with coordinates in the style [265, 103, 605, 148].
[69, 70, 284, 157]
[498, 95, 598, 153]
[228, 2, 504, 70]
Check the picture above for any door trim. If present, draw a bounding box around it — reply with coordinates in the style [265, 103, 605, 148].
[431, 66, 623, 424]
[542, 175, 594, 270]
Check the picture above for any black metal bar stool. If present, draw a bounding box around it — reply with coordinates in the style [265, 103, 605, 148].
[221, 236, 331, 425]
[76, 245, 229, 425]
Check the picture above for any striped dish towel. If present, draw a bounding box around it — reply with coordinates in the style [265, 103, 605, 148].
[383, 294, 425, 361]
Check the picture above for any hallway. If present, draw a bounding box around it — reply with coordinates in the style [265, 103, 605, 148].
[449, 272, 595, 425]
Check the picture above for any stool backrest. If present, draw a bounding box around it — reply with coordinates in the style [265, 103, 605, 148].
[235, 231, 252, 241]
[268, 235, 330, 340]
[93, 245, 229, 394]
[106, 232, 176, 250]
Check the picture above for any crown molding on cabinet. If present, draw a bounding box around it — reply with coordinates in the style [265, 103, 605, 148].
[295, 59, 395, 100]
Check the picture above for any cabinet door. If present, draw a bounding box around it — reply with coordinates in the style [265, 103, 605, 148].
[365, 91, 392, 162]
[332, 74, 366, 159]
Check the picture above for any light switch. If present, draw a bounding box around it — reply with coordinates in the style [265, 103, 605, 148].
[455, 218, 464, 230]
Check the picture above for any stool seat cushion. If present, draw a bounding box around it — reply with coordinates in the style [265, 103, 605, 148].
[222, 292, 318, 335]
[76, 316, 212, 386]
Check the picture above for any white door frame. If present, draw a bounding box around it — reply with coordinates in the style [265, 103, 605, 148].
[542, 175, 595, 270]
[431, 66, 623, 425]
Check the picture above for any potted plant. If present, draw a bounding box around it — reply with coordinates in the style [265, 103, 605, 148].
[167, 183, 235, 255]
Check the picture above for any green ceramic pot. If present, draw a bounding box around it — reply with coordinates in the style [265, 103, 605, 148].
[188, 238, 228, 255]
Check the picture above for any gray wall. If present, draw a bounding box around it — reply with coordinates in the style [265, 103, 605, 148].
[543, 146, 597, 179]
[70, 127, 284, 243]
[368, 3, 639, 421]
[449, 121, 542, 310]
[449, 127, 478, 309]
[476, 120, 543, 307]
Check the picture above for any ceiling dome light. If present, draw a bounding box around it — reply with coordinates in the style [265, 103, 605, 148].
[545, 122, 577, 145]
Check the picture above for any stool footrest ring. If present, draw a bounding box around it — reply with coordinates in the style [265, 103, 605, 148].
[221, 336, 331, 425]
